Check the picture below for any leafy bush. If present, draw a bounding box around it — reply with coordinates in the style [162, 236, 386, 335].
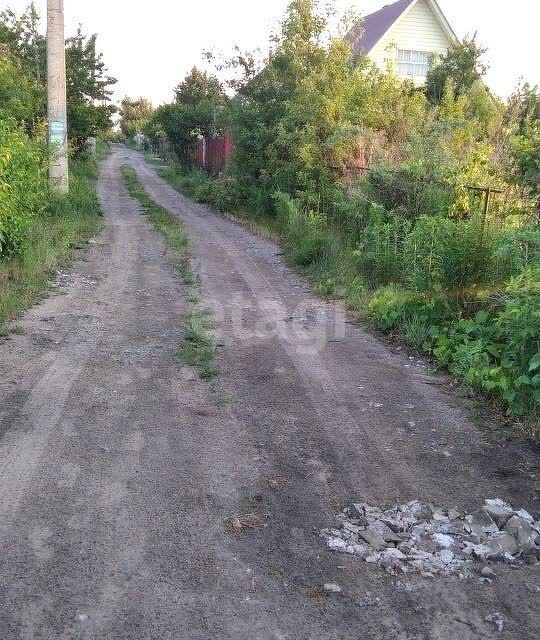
[149, 0, 540, 421]
[488, 266, 540, 415]
[492, 227, 540, 280]
[0, 121, 47, 258]
[369, 266, 540, 418]
[330, 193, 372, 243]
[0, 151, 103, 328]
[193, 176, 240, 212]
[367, 165, 453, 219]
[368, 286, 453, 339]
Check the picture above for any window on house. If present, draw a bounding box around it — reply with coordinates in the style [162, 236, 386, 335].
[397, 50, 431, 78]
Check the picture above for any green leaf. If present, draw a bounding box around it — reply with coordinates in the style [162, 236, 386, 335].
[503, 389, 516, 402]
[528, 353, 540, 372]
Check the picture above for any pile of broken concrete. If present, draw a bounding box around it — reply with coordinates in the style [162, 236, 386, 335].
[320, 499, 540, 578]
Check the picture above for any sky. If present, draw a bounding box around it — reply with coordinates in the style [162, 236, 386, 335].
[3, 1, 539, 106]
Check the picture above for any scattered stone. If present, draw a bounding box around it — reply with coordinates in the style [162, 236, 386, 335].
[447, 509, 461, 521]
[320, 498, 539, 579]
[515, 508, 534, 523]
[485, 612, 504, 632]
[465, 543, 492, 559]
[365, 552, 382, 564]
[358, 592, 381, 606]
[323, 583, 342, 594]
[439, 549, 454, 565]
[327, 537, 348, 552]
[432, 509, 449, 523]
[504, 515, 534, 546]
[358, 526, 387, 550]
[484, 533, 520, 560]
[370, 520, 403, 543]
[466, 509, 499, 536]
[432, 533, 454, 549]
[483, 499, 514, 528]
[348, 503, 367, 520]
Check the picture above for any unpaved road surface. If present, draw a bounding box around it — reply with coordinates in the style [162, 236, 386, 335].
[0, 145, 538, 639]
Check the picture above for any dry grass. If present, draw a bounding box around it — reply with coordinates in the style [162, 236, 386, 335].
[224, 513, 266, 535]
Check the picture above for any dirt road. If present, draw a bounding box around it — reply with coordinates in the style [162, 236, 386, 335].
[0, 145, 538, 639]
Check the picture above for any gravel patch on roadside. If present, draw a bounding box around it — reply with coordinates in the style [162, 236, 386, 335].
[321, 498, 540, 578]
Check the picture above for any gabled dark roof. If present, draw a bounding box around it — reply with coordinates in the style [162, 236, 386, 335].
[346, 0, 415, 55]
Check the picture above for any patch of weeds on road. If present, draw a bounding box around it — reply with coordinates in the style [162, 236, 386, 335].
[0, 324, 12, 338]
[178, 308, 219, 380]
[122, 165, 192, 284]
[121, 165, 219, 380]
[0, 324, 25, 338]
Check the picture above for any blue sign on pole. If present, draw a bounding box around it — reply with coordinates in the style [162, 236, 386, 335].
[50, 121, 65, 144]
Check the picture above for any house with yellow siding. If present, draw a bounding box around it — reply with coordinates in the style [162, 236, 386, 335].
[347, 0, 458, 85]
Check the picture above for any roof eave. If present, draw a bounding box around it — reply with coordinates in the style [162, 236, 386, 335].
[426, 0, 459, 45]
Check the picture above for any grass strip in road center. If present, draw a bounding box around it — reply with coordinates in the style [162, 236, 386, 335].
[121, 165, 218, 380]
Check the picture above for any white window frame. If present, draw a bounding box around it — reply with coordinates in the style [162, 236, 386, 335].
[397, 49, 431, 79]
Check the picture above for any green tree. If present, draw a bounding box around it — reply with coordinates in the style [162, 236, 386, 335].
[0, 7, 117, 152]
[65, 29, 117, 153]
[119, 97, 153, 138]
[426, 36, 488, 105]
[0, 4, 46, 132]
[225, 0, 430, 211]
[0, 51, 44, 133]
[0, 3, 45, 83]
[147, 67, 227, 167]
[175, 67, 225, 107]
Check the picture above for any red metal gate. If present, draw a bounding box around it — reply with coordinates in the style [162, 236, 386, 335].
[192, 132, 233, 175]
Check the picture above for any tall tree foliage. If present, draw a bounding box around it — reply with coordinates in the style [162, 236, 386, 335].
[507, 84, 540, 219]
[0, 3, 45, 83]
[0, 51, 44, 133]
[0, 3, 116, 261]
[0, 4, 45, 133]
[119, 97, 153, 138]
[65, 29, 117, 153]
[426, 36, 488, 105]
[226, 0, 430, 211]
[175, 67, 225, 106]
[0, 5, 117, 152]
[146, 67, 227, 167]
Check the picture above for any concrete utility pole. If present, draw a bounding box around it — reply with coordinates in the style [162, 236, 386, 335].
[47, 0, 69, 193]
